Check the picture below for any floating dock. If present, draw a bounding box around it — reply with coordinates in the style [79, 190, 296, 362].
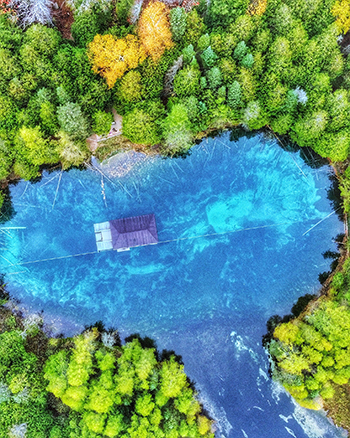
[94, 214, 159, 252]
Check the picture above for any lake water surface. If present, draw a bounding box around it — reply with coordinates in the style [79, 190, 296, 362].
[0, 132, 346, 438]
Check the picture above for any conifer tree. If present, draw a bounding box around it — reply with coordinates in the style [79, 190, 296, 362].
[201, 46, 217, 68]
[170, 6, 187, 42]
[227, 81, 241, 108]
[207, 66, 222, 89]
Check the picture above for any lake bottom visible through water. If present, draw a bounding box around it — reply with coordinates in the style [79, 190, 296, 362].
[0, 132, 347, 438]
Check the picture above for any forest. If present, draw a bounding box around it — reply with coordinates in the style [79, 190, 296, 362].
[1, 0, 350, 207]
[0, 296, 213, 438]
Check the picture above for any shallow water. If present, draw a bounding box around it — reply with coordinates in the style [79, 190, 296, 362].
[0, 133, 346, 438]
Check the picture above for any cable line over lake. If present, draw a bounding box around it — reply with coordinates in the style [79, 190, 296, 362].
[1, 215, 341, 274]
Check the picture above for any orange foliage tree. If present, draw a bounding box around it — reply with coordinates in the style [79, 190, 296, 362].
[138, 1, 173, 62]
[87, 34, 146, 88]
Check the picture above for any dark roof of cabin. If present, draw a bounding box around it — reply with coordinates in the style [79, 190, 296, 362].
[109, 214, 158, 250]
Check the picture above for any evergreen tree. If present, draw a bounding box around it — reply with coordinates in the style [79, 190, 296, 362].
[182, 43, 196, 64]
[201, 46, 218, 68]
[207, 66, 222, 89]
[227, 81, 241, 108]
[170, 7, 187, 42]
[233, 40, 248, 61]
[241, 53, 254, 68]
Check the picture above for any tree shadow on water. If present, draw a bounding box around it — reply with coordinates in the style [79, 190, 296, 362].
[0, 187, 16, 224]
[327, 174, 344, 222]
[299, 147, 329, 169]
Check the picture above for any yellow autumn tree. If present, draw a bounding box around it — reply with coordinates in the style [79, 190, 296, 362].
[87, 34, 146, 88]
[247, 0, 267, 16]
[138, 2, 173, 62]
[332, 0, 350, 34]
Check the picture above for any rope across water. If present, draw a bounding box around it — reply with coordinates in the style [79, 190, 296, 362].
[2, 216, 338, 273]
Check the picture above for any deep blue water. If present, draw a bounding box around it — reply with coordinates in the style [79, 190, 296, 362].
[0, 133, 346, 438]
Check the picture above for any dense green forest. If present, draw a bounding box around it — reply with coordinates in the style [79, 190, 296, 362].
[1, 0, 350, 207]
[0, 294, 213, 438]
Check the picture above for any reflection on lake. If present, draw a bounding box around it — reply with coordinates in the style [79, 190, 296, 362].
[0, 132, 346, 438]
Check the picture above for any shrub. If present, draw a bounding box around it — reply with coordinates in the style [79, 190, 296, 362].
[92, 110, 113, 135]
[123, 108, 161, 145]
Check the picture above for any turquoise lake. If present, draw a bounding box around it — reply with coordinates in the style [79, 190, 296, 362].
[0, 132, 347, 438]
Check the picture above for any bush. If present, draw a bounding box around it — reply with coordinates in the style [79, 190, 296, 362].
[92, 110, 113, 135]
[123, 108, 161, 145]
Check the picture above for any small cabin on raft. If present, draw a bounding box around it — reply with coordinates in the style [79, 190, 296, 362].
[94, 214, 159, 252]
